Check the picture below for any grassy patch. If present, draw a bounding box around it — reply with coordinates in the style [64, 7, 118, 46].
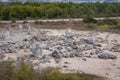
[98, 25, 109, 30]
[99, 19, 118, 25]
[0, 61, 105, 80]
[86, 23, 96, 29]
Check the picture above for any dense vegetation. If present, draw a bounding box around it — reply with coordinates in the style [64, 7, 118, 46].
[0, 61, 104, 80]
[0, 2, 120, 20]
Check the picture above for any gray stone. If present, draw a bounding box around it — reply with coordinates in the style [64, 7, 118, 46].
[72, 43, 78, 49]
[63, 52, 70, 58]
[40, 35, 48, 41]
[69, 52, 76, 58]
[64, 28, 75, 44]
[95, 44, 102, 47]
[0, 30, 10, 40]
[112, 45, 120, 52]
[64, 37, 73, 44]
[65, 47, 73, 52]
[8, 45, 17, 53]
[65, 28, 74, 38]
[75, 52, 84, 57]
[57, 46, 63, 50]
[52, 50, 62, 58]
[86, 39, 94, 44]
[0, 43, 17, 53]
[24, 41, 31, 48]
[98, 53, 117, 59]
[32, 43, 42, 58]
[95, 37, 104, 43]
[83, 38, 94, 44]
[85, 44, 93, 50]
[82, 58, 87, 61]
[63, 65, 68, 68]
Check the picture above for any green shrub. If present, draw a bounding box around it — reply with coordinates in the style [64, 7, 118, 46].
[100, 19, 118, 25]
[0, 61, 104, 80]
[0, 3, 120, 20]
[98, 24, 109, 30]
[86, 23, 96, 29]
[47, 69, 62, 80]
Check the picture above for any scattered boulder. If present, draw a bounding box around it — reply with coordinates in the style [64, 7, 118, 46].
[8, 45, 17, 53]
[64, 28, 75, 44]
[82, 58, 87, 61]
[63, 52, 70, 58]
[40, 34, 48, 41]
[52, 50, 62, 58]
[31, 43, 42, 58]
[95, 37, 104, 43]
[85, 44, 94, 50]
[63, 65, 68, 68]
[111, 45, 120, 52]
[80, 37, 94, 44]
[84, 38, 94, 44]
[65, 28, 74, 38]
[96, 44, 102, 47]
[98, 53, 117, 59]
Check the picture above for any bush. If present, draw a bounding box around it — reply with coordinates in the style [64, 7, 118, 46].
[1, 3, 120, 20]
[98, 24, 109, 30]
[83, 16, 97, 24]
[100, 19, 118, 25]
[86, 23, 96, 29]
[0, 61, 104, 80]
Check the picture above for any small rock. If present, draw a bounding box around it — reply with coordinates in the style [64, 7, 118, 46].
[98, 53, 117, 59]
[96, 44, 102, 47]
[52, 50, 62, 58]
[82, 58, 87, 61]
[64, 62, 69, 64]
[112, 45, 120, 52]
[63, 65, 68, 68]
[31, 43, 42, 58]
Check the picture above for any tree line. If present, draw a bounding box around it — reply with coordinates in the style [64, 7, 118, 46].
[0, 2, 120, 20]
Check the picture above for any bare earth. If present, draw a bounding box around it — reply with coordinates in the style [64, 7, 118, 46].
[2, 29, 120, 80]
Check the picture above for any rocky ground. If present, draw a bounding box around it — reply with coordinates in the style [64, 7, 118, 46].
[0, 24, 120, 80]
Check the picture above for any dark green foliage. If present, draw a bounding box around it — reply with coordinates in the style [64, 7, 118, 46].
[0, 2, 120, 20]
[0, 61, 104, 80]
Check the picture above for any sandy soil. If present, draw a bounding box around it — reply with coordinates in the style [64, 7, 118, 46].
[3, 29, 120, 80]
[38, 29, 120, 80]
